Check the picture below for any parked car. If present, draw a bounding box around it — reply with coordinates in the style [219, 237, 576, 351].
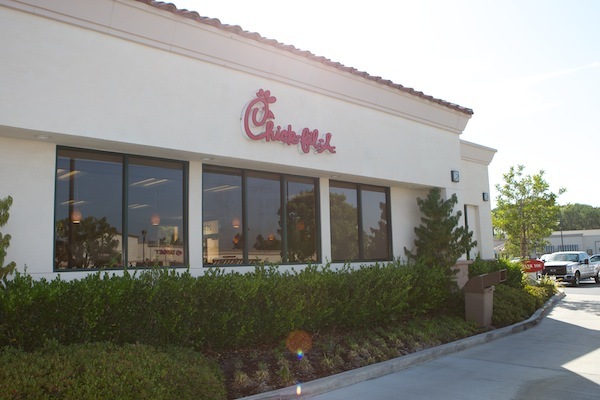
[590, 254, 600, 282]
[542, 251, 599, 286]
[539, 253, 551, 262]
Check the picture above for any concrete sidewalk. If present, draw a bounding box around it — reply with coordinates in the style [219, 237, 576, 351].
[241, 291, 600, 399]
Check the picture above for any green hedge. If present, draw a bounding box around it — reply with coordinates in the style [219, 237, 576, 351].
[0, 342, 225, 400]
[0, 261, 456, 351]
[469, 257, 525, 288]
[492, 284, 540, 326]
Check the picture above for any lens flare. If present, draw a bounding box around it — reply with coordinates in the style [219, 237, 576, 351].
[296, 383, 302, 395]
[286, 330, 313, 357]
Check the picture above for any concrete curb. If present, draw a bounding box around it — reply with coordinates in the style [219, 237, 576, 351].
[238, 291, 566, 400]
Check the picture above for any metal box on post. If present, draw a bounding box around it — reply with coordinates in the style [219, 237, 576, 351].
[463, 269, 507, 327]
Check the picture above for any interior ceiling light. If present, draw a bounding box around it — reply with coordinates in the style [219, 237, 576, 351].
[128, 203, 149, 209]
[57, 170, 81, 180]
[204, 185, 239, 192]
[130, 178, 169, 187]
[61, 200, 86, 206]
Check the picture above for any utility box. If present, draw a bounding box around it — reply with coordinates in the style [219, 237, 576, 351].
[464, 270, 507, 327]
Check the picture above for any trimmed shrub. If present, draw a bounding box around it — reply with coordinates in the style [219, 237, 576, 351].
[469, 257, 524, 288]
[0, 260, 457, 351]
[492, 284, 539, 327]
[0, 342, 226, 400]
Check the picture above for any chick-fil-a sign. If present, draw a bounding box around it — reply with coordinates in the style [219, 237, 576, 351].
[242, 89, 336, 154]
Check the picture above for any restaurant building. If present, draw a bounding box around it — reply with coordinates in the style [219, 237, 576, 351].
[0, 0, 496, 280]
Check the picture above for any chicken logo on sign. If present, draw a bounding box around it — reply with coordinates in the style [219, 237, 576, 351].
[242, 89, 336, 155]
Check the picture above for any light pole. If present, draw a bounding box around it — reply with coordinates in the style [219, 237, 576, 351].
[559, 217, 564, 251]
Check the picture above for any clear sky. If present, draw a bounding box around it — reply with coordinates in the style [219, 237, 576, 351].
[172, 0, 600, 208]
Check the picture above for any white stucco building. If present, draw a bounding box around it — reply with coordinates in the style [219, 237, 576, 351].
[545, 230, 600, 255]
[0, 0, 496, 280]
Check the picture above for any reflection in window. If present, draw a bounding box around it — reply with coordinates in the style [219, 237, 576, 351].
[54, 148, 186, 270]
[202, 166, 319, 266]
[202, 168, 243, 265]
[330, 183, 359, 261]
[330, 181, 391, 262]
[128, 157, 185, 268]
[54, 150, 123, 269]
[286, 178, 318, 263]
[247, 172, 282, 264]
[361, 187, 389, 260]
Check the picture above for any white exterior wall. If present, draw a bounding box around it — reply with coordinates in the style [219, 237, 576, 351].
[0, 137, 56, 278]
[460, 141, 496, 260]
[0, 0, 496, 279]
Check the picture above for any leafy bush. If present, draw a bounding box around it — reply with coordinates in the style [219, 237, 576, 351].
[524, 282, 557, 307]
[491, 281, 558, 327]
[0, 260, 456, 351]
[469, 257, 524, 288]
[0, 195, 16, 280]
[0, 342, 226, 400]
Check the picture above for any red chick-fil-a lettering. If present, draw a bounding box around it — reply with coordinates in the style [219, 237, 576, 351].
[243, 89, 336, 154]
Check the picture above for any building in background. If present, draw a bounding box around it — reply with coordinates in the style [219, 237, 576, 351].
[0, 0, 496, 280]
[544, 229, 600, 255]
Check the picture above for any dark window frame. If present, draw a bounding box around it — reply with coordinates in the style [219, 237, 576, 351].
[329, 180, 392, 263]
[53, 146, 189, 271]
[202, 165, 321, 266]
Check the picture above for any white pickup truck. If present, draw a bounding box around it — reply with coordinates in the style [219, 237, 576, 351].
[542, 251, 600, 286]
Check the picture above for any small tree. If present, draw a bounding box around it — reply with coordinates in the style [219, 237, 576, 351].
[493, 165, 564, 258]
[1, 195, 16, 279]
[405, 187, 476, 268]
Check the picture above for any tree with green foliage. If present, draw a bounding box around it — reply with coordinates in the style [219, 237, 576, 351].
[55, 216, 120, 269]
[1, 195, 16, 279]
[281, 190, 317, 262]
[329, 192, 359, 261]
[404, 187, 476, 268]
[493, 165, 564, 258]
[364, 200, 389, 259]
[560, 203, 600, 230]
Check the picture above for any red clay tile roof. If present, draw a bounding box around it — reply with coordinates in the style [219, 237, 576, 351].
[135, 0, 474, 116]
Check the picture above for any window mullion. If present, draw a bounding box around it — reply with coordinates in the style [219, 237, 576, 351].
[386, 188, 393, 259]
[122, 155, 128, 268]
[242, 170, 248, 263]
[357, 184, 364, 260]
[281, 176, 288, 263]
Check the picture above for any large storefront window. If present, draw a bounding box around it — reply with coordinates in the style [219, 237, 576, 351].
[286, 177, 318, 262]
[127, 157, 186, 267]
[203, 166, 319, 265]
[329, 182, 359, 261]
[202, 168, 243, 264]
[330, 181, 391, 262]
[54, 148, 186, 270]
[247, 172, 283, 264]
